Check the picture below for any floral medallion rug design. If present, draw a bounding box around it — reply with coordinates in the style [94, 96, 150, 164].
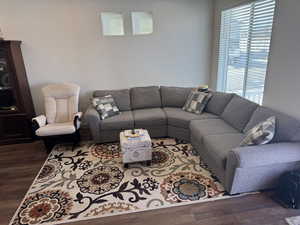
[10, 138, 239, 225]
[286, 216, 300, 225]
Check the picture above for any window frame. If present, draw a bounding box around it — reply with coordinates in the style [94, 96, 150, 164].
[217, 0, 276, 104]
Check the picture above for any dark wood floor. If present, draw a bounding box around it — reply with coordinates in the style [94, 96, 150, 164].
[1, 141, 299, 225]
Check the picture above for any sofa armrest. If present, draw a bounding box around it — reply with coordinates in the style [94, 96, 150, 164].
[32, 115, 47, 128]
[73, 112, 83, 119]
[228, 142, 300, 168]
[225, 142, 300, 193]
[84, 106, 101, 142]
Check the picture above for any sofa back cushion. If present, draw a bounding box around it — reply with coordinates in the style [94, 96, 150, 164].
[221, 94, 258, 132]
[160, 86, 193, 108]
[93, 89, 131, 111]
[205, 92, 233, 115]
[244, 106, 300, 143]
[130, 86, 162, 109]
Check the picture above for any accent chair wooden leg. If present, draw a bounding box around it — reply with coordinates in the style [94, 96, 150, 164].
[43, 138, 55, 154]
[72, 130, 81, 151]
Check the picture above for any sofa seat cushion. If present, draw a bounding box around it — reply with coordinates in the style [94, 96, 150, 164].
[131, 86, 162, 109]
[93, 89, 131, 111]
[203, 133, 244, 169]
[190, 119, 239, 143]
[164, 107, 218, 129]
[133, 108, 167, 127]
[99, 111, 134, 130]
[36, 122, 76, 136]
[221, 94, 258, 132]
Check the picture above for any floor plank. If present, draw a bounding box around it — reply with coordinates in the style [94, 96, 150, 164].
[0, 141, 299, 225]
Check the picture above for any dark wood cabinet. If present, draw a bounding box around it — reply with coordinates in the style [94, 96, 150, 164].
[0, 40, 35, 145]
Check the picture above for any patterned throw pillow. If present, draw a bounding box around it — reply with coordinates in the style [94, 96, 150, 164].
[92, 95, 120, 120]
[182, 90, 212, 114]
[240, 116, 276, 147]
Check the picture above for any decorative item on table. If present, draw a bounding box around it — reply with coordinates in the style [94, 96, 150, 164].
[197, 85, 209, 93]
[124, 129, 141, 138]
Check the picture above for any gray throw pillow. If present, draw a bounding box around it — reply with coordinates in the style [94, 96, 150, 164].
[182, 90, 212, 114]
[92, 95, 120, 120]
[240, 116, 276, 147]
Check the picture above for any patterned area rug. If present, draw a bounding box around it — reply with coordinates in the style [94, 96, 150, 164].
[10, 138, 236, 225]
[286, 216, 300, 225]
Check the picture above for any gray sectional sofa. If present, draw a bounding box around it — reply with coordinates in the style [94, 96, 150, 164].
[85, 86, 300, 194]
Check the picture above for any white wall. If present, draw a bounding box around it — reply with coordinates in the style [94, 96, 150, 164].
[211, 0, 300, 119]
[0, 0, 213, 114]
[263, 0, 300, 119]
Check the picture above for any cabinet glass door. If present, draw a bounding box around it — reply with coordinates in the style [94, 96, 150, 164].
[0, 48, 17, 111]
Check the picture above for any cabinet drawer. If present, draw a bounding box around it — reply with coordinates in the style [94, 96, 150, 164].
[0, 115, 32, 141]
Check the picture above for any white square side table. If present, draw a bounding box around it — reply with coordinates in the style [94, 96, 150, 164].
[120, 129, 152, 168]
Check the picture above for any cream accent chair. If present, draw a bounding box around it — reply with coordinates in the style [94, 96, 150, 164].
[32, 83, 82, 152]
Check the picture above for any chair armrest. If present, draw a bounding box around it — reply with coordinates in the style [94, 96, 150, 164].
[32, 115, 47, 128]
[73, 112, 83, 129]
[73, 112, 83, 119]
[32, 115, 47, 135]
[228, 142, 300, 168]
[84, 106, 101, 142]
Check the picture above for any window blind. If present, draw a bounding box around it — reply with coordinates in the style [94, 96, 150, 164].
[217, 0, 275, 104]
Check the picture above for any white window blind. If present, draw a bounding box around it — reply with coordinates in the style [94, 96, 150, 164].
[217, 0, 275, 104]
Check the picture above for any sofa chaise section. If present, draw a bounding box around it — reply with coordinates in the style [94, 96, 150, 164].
[225, 106, 300, 194]
[226, 142, 300, 194]
[190, 118, 244, 185]
[191, 95, 260, 193]
[191, 94, 300, 194]
[195, 133, 245, 184]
